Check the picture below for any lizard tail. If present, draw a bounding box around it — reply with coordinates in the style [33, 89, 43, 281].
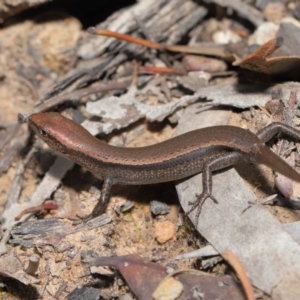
[256, 146, 300, 183]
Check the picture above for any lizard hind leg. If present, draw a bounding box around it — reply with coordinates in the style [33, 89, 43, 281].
[184, 152, 242, 227]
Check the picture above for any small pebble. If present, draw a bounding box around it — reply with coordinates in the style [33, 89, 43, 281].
[264, 2, 286, 23]
[212, 29, 241, 44]
[68, 251, 76, 259]
[248, 22, 279, 45]
[152, 277, 183, 300]
[150, 200, 170, 216]
[155, 220, 177, 244]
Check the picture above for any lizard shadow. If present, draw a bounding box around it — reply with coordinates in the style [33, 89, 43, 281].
[234, 161, 276, 198]
[61, 164, 179, 215]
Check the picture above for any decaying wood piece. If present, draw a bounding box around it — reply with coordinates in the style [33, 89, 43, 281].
[18, 0, 209, 123]
[0, 0, 50, 22]
[0, 126, 28, 174]
[10, 214, 112, 249]
[206, 0, 264, 26]
[77, 0, 208, 59]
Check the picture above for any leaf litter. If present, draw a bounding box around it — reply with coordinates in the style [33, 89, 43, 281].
[1, 1, 300, 299]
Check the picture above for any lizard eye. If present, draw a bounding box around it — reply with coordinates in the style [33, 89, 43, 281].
[38, 127, 48, 136]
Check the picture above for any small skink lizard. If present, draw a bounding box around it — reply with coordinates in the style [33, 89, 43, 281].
[29, 112, 300, 220]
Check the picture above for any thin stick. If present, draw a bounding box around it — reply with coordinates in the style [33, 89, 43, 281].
[223, 250, 256, 300]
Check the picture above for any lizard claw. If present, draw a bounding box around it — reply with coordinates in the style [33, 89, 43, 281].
[185, 192, 218, 227]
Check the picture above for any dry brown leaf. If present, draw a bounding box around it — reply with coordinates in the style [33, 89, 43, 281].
[89, 254, 245, 300]
[233, 37, 300, 79]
